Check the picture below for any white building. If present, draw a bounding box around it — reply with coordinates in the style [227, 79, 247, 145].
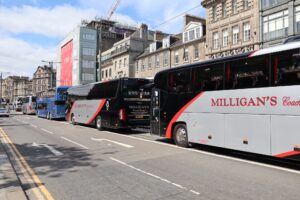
[57, 26, 97, 86]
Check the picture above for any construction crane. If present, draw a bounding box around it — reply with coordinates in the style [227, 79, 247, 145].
[107, 0, 121, 20]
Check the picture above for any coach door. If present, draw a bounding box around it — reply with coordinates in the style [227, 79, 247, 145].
[150, 88, 161, 136]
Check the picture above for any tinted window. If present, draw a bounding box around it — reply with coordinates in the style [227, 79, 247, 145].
[272, 49, 300, 86]
[88, 80, 119, 99]
[227, 56, 269, 89]
[154, 72, 168, 91]
[55, 101, 66, 105]
[168, 70, 191, 93]
[192, 64, 224, 92]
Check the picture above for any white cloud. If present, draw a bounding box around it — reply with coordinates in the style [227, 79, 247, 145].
[0, 35, 56, 77]
[0, 5, 98, 37]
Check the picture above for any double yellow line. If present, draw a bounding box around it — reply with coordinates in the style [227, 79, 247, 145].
[0, 128, 55, 200]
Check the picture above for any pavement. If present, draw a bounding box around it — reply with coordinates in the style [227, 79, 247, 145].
[0, 137, 27, 200]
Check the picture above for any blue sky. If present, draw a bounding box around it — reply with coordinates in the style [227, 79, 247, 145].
[0, 0, 205, 77]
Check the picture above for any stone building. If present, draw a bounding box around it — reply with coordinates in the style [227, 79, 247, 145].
[1, 76, 32, 103]
[260, 0, 300, 47]
[32, 65, 56, 95]
[135, 14, 206, 78]
[201, 0, 260, 59]
[100, 24, 153, 81]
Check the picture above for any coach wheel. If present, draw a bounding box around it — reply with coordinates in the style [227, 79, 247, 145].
[49, 113, 52, 120]
[71, 114, 76, 125]
[46, 112, 49, 120]
[96, 116, 103, 130]
[173, 124, 189, 148]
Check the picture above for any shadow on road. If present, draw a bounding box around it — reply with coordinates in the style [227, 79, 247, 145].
[13, 143, 99, 179]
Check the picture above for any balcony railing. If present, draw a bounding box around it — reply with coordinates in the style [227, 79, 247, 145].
[111, 45, 130, 57]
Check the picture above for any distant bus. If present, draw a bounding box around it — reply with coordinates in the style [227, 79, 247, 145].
[67, 78, 152, 130]
[150, 40, 300, 161]
[22, 96, 37, 114]
[37, 86, 69, 120]
[14, 96, 25, 112]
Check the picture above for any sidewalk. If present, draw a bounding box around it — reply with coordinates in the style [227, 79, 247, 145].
[0, 141, 27, 200]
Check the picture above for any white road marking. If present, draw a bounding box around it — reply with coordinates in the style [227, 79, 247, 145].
[91, 137, 134, 148]
[32, 142, 63, 156]
[61, 137, 89, 150]
[190, 190, 201, 195]
[60, 122, 69, 125]
[30, 124, 38, 128]
[110, 157, 200, 195]
[102, 131, 300, 175]
[41, 128, 54, 135]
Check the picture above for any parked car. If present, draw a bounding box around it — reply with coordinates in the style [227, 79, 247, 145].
[0, 107, 10, 117]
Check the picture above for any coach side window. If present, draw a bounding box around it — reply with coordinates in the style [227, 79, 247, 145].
[227, 56, 269, 89]
[192, 64, 223, 92]
[272, 49, 300, 86]
[168, 70, 191, 93]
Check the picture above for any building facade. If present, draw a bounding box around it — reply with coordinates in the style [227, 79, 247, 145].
[201, 0, 260, 59]
[32, 65, 56, 95]
[100, 24, 152, 80]
[1, 76, 32, 103]
[57, 26, 97, 86]
[260, 0, 300, 47]
[135, 15, 206, 78]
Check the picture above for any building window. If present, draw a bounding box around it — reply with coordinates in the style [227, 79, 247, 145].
[295, 6, 300, 33]
[83, 34, 95, 41]
[189, 29, 195, 41]
[212, 6, 217, 21]
[262, 0, 285, 9]
[232, 25, 239, 45]
[105, 70, 108, 78]
[82, 48, 95, 56]
[243, 0, 249, 9]
[213, 32, 219, 49]
[82, 60, 94, 68]
[194, 45, 199, 59]
[196, 27, 201, 38]
[136, 62, 139, 72]
[184, 32, 188, 43]
[148, 57, 152, 70]
[141, 59, 145, 71]
[156, 55, 160, 67]
[222, 2, 227, 18]
[243, 22, 251, 42]
[109, 68, 111, 77]
[222, 29, 228, 47]
[115, 61, 117, 70]
[232, 0, 237, 14]
[163, 38, 170, 48]
[175, 52, 179, 64]
[124, 58, 127, 67]
[184, 48, 189, 62]
[119, 60, 122, 68]
[263, 10, 288, 41]
[163, 52, 168, 66]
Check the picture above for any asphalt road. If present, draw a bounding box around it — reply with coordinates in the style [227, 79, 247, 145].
[0, 114, 300, 200]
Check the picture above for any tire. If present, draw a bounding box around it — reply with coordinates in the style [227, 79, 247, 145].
[46, 112, 49, 120]
[96, 115, 103, 130]
[173, 124, 189, 148]
[71, 114, 76, 125]
[49, 113, 52, 120]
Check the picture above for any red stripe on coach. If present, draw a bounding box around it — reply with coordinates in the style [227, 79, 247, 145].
[87, 99, 106, 125]
[275, 151, 300, 158]
[165, 92, 204, 139]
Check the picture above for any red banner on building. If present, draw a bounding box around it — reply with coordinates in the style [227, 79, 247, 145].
[60, 40, 73, 86]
